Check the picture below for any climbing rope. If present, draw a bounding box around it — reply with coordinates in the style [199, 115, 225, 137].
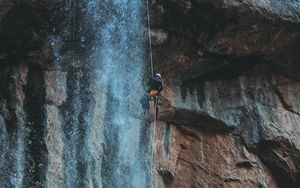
[146, 0, 157, 188]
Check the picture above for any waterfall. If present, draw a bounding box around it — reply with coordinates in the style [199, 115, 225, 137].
[89, 0, 152, 187]
[0, 0, 152, 187]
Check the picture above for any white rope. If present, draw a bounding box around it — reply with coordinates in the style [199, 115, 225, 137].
[152, 99, 157, 188]
[146, 0, 157, 188]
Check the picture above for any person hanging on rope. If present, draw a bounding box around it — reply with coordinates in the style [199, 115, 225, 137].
[140, 73, 163, 114]
[147, 73, 163, 98]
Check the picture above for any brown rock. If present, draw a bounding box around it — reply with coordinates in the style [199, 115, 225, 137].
[151, 0, 300, 187]
[153, 122, 279, 188]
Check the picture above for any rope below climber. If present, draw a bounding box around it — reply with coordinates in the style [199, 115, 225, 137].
[145, 0, 161, 187]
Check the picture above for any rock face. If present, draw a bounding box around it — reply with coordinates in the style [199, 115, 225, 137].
[150, 0, 300, 187]
[154, 122, 279, 188]
[0, 1, 151, 187]
[0, 0, 300, 188]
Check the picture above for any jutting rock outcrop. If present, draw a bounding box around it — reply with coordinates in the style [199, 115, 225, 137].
[150, 0, 300, 187]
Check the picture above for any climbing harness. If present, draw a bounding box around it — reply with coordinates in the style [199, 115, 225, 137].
[146, 0, 158, 187]
[150, 90, 159, 97]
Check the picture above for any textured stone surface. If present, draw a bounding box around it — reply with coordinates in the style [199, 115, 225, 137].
[45, 104, 64, 188]
[155, 74, 300, 187]
[0, 0, 300, 188]
[154, 122, 279, 188]
[0, 1, 150, 187]
[151, 0, 300, 187]
[222, 0, 300, 23]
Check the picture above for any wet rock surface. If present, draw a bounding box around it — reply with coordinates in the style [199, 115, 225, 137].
[0, 1, 104, 187]
[0, 1, 151, 187]
[0, 0, 300, 188]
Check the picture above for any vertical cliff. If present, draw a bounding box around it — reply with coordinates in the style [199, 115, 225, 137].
[150, 0, 300, 187]
[0, 0, 151, 187]
[0, 0, 300, 188]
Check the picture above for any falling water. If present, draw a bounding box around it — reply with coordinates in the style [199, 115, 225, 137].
[0, 0, 152, 187]
[93, 1, 152, 187]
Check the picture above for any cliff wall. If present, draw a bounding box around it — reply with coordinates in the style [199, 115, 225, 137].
[151, 0, 300, 187]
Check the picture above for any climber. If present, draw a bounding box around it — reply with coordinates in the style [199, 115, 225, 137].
[140, 73, 163, 114]
[147, 73, 163, 98]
